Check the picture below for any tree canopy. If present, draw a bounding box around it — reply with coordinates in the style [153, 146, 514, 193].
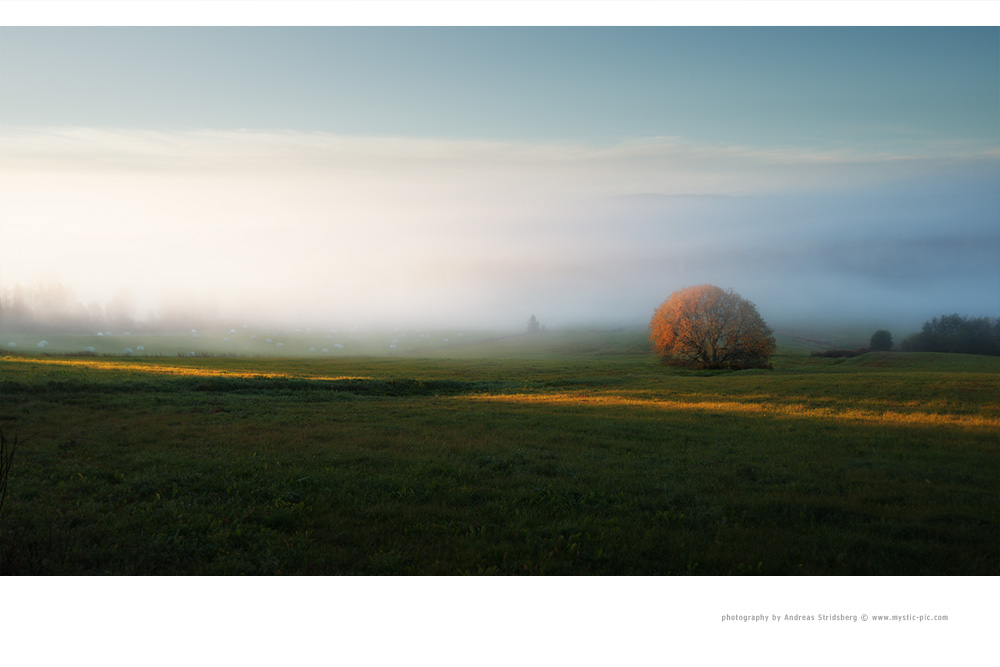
[901, 314, 999, 356]
[649, 284, 776, 369]
[870, 329, 893, 351]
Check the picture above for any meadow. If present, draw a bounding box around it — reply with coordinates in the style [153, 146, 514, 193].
[1, 329, 997, 575]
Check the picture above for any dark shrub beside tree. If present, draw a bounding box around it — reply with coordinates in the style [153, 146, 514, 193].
[870, 329, 893, 351]
[810, 347, 869, 358]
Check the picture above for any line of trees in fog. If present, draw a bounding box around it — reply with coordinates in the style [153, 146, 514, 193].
[811, 318, 1000, 359]
[0, 281, 218, 334]
[3, 279, 999, 361]
[900, 314, 1000, 356]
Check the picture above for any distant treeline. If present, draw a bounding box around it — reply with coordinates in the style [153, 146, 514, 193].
[812, 314, 999, 358]
[900, 314, 1000, 356]
[0, 281, 218, 334]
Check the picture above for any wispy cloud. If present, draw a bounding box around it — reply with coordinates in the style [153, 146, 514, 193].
[4, 127, 995, 194]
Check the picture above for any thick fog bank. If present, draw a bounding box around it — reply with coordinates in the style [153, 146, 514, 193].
[2, 130, 996, 334]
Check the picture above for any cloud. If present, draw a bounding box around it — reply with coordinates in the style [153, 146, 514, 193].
[4, 127, 995, 195]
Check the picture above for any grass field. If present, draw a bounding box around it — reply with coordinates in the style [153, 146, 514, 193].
[1, 330, 997, 575]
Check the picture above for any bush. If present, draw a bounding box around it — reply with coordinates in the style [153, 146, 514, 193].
[810, 348, 869, 358]
[870, 330, 893, 351]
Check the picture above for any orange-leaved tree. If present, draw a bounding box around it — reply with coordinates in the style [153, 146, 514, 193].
[649, 284, 776, 369]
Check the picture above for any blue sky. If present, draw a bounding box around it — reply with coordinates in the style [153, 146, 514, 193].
[1, 25, 998, 330]
[2, 27, 997, 151]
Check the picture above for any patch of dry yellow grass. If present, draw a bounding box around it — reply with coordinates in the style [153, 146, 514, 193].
[1, 356, 369, 382]
[460, 392, 1000, 430]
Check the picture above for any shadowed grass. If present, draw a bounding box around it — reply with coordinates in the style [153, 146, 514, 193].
[1, 349, 997, 574]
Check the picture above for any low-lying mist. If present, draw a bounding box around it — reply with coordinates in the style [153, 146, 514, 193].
[1, 129, 997, 337]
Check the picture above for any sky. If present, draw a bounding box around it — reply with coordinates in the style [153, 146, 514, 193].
[1, 22, 998, 331]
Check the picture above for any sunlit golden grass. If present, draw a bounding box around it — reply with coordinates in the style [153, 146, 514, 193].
[0, 355, 372, 383]
[460, 391, 1000, 430]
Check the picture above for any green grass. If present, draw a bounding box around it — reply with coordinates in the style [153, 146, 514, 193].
[2, 327, 586, 359]
[1, 335, 997, 575]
